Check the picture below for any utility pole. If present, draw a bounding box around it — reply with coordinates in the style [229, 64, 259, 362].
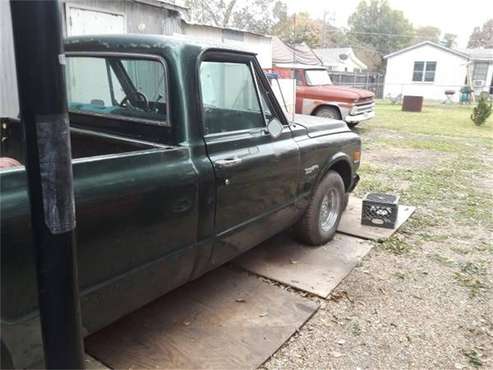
[10, 0, 85, 368]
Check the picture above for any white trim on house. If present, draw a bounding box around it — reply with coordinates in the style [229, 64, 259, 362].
[383, 41, 469, 60]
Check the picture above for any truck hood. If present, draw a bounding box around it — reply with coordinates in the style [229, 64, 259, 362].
[292, 114, 349, 137]
[306, 85, 374, 101]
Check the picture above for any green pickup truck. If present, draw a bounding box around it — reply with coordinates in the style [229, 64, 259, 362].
[0, 35, 360, 368]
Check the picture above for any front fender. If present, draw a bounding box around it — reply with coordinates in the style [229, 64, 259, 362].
[316, 152, 354, 190]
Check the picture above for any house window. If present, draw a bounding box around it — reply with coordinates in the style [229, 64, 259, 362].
[472, 62, 489, 81]
[412, 61, 436, 82]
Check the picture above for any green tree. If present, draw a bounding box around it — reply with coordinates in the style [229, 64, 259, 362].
[413, 26, 441, 44]
[272, 12, 322, 47]
[471, 95, 492, 126]
[441, 33, 457, 48]
[468, 19, 493, 48]
[348, 0, 414, 60]
[319, 23, 348, 48]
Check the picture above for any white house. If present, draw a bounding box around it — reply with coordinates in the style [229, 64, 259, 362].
[383, 41, 493, 102]
[313, 48, 367, 72]
[461, 48, 493, 96]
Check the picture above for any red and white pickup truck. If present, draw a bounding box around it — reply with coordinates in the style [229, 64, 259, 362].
[272, 65, 375, 128]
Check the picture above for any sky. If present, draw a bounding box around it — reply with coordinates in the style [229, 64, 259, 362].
[283, 0, 493, 48]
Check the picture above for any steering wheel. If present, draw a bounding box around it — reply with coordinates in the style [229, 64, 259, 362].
[120, 91, 149, 111]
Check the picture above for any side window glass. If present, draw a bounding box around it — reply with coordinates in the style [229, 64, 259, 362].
[200, 61, 265, 134]
[66, 56, 168, 124]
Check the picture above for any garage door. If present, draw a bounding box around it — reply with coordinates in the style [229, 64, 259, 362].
[67, 6, 126, 36]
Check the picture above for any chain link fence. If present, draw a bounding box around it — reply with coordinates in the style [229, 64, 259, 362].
[329, 71, 385, 98]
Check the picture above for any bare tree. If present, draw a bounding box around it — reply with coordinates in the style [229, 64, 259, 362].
[186, 0, 279, 33]
[468, 19, 493, 48]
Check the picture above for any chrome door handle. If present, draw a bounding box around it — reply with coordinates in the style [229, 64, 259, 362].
[214, 157, 242, 168]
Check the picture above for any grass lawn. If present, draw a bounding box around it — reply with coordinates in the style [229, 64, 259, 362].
[355, 102, 493, 234]
[266, 102, 493, 369]
[355, 102, 493, 366]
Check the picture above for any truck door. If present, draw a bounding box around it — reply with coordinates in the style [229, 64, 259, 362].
[200, 52, 300, 266]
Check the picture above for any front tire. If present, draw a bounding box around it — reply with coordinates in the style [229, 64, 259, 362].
[342, 192, 349, 211]
[295, 171, 345, 246]
[314, 106, 341, 120]
[347, 121, 359, 128]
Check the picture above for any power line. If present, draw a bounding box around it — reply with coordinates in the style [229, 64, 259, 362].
[324, 27, 445, 39]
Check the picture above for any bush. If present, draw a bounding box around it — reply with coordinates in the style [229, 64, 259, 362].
[471, 95, 492, 126]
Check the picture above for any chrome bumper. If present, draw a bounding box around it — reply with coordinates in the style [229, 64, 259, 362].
[345, 110, 375, 123]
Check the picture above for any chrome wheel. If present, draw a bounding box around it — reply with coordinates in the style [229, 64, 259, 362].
[319, 189, 340, 232]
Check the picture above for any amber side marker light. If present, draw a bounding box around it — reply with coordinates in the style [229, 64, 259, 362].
[353, 150, 361, 162]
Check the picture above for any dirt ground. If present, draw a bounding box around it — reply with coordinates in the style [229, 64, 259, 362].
[263, 103, 493, 369]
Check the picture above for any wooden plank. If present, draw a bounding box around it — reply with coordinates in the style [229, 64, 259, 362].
[235, 233, 373, 298]
[337, 196, 415, 241]
[86, 267, 318, 369]
[85, 355, 109, 369]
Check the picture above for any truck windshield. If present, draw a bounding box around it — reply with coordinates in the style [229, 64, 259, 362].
[305, 69, 332, 86]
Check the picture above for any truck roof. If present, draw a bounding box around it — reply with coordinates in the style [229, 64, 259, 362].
[64, 34, 257, 57]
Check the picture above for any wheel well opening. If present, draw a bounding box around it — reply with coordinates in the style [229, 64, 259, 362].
[329, 160, 351, 192]
[312, 105, 342, 119]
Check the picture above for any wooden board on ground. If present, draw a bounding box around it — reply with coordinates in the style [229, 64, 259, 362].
[235, 233, 373, 298]
[86, 267, 318, 370]
[85, 355, 108, 369]
[337, 196, 415, 241]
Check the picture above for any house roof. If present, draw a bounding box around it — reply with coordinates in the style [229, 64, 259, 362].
[272, 36, 321, 66]
[182, 20, 271, 38]
[313, 47, 367, 69]
[383, 41, 470, 60]
[134, 0, 189, 13]
[460, 48, 493, 61]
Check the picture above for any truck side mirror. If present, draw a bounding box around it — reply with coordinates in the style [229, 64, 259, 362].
[267, 118, 283, 138]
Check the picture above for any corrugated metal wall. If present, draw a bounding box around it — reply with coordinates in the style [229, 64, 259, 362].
[0, 1, 19, 118]
[63, 0, 184, 35]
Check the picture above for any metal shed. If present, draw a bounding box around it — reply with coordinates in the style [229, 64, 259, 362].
[0, 0, 189, 118]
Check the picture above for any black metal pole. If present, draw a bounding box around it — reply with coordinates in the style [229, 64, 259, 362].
[10, 1, 85, 368]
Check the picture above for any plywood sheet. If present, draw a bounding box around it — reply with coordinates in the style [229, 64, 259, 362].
[86, 267, 318, 370]
[337, 196, 415, 241]
[236, 233, 373, 298]
[85, 355, 108, 369]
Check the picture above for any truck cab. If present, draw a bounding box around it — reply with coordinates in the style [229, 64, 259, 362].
[272, 65, 375, 127]
[1, 35, 361, 369]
